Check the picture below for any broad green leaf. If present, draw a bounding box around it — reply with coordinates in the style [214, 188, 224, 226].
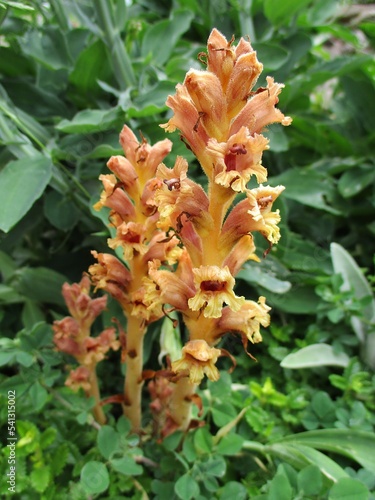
[237, 265, 291, 294]
[56, 107, 122, 134]
[329, 477, 369, 500]
[264, 0, 311, 26]
[159, 312, 182, 364]
[276, 429, 375, 471]
[29, 381, 48, 411]
[69, 39, 112, 96]
[263, 124, 290, 152]
[0, 250, 17, 280]
[270, 168, 340, 214]
[43, 190, 81, 231]
[110, 456, 143, 476]
[0, 351, 15, 366]
[194, 427, 213, 455]
[0, 154, 52, 232]
[264, 443, 349, 482]
[201, 455, 226, 477]
[211, 402, 237, 427]
[175, 473, 200, 500]
[331, 242, 375, 369]
[0, 285, 24, 304]
[268, 473, 293, 500]
[216, 433, 244, 455]
[261, 284, 320, 314]
[20, 27, 72, 70]
[11, 267, 67, 306]
[15, 351, 34, 367]
[81, 461, 109, 495]
[338, 167, 374, 198]
[128, 81, 176, 117]
[253, 43, 289, 70]
[30, 466, 50, 493]
[218, 481, 247, 500]
[141, 9, 194, 66]
[297, 465, 322, 496]
[97, 426, 120, 459]
[21, 300, 45, 329]
[281, 344, 350, 369]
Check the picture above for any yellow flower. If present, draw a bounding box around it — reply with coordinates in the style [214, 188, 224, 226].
[207, 127, 269, 192]
[221, 184, 285, 252]
[218, 297, 271, 344]
[171, 339, 221, 384]
[188, 265, 245, 318]
[108, 221, 148, 260]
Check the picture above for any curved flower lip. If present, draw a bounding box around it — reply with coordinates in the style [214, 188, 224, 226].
[94, 173, 136, 220]
[108, 221, 148, 260]
[171, 339, 221, 384]
[207, 127, 269, 192]
[188, 265, 245, 318]
[221, 184, 285, 250]
[89, 250, 132, 303]
[230, 76, 292, 136]
[217, 297, 271, 344]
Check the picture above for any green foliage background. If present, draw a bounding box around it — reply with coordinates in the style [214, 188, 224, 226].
[0, 0, 374, 498]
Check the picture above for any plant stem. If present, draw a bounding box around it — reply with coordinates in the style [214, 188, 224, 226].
[87, 368, 106, 425]
[123, 315, 146, 432]
[92, 0, 136, 88]
[169, 376, 196, 430]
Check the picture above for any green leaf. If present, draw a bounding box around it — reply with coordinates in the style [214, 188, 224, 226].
[276, 429, 375, 471]
[265, 443, 349, 482]
[201, 455, 226, 477]
[338, 167, 374, 198]
[268, 473, 293, 500]
[218, 481, 247, 500]
[281, 344, 350, 369]
[270, 168, 339, 214]
[44, 190, 81, 231]
[211, 402, 237, 427]
[15, 351, 34, 367]
[56, 107, 121, 134]
[97, 426, 120, 459]
[69, 39, 112, 96]
[194, 427, 213, 455]
[0, 154, 52, 232]
[253, 43, 289, 70]
[21, 300, 45, 330]
[237, 265, 291, 294]
[29, 381, 48, 411]
[141, 9, 194, 66]
[80, 461, 109, 495]
[263, 284, 320, 314]
[264, 0, 311, 26]
[175, 473, 200, 500]
[216, 433, 244, 455]
[0, 351, 15, 366]
[11, 267, 67, 306]
[128, 80, 176, 117]
[297, 465, 322, 496]
[329, 477, 369, 500]
[110, 456, 143, 476]
[331, 243, 375, 369]
[20, 27, 72, 70]
[30, 466, 50, 493]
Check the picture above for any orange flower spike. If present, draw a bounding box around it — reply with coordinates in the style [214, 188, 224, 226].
[65, 366, 91, 392]
[62, 276, 107, 331]
[106, 155, 139, 199]
[119, 125, 172, 184]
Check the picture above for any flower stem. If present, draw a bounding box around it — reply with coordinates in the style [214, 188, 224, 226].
[123, 315, 146, 432]
[87, 368, 106, 425]
[169, 376, 196, 430]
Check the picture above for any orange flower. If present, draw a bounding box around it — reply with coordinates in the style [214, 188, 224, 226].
[89, 251, 132, 303]
[207, 127, 269, 192]
[188, 265, 245, 318]
[65, 366, 91, 392]
[108, 221, 148, 259]
[171, 339, 221, 384]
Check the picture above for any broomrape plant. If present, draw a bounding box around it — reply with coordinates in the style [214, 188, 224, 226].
[53, 29, 291, 435]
